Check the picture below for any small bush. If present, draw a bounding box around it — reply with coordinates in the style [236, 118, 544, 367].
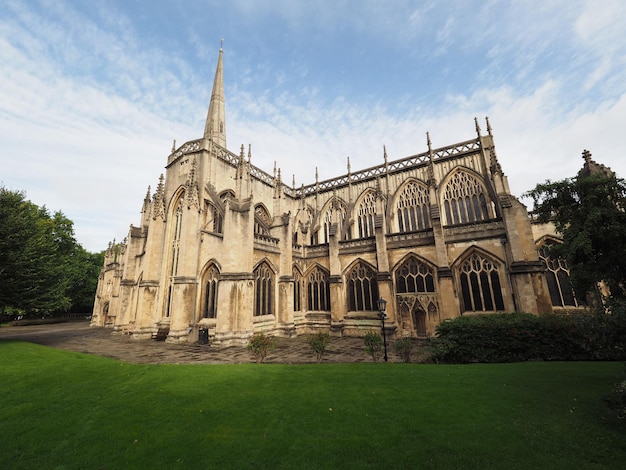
[308, 332, 331, 363]
[246, 333, 276, 363]
[394, 337, 414, 363]
[364, 331, 383, 362]
[426, 337, 454, 364]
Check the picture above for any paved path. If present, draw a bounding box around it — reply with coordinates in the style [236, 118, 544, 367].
[0, 321, 391, 364]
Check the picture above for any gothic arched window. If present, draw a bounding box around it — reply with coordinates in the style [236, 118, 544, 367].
[443, 171, 490, 225]
[293, 267, 303, 312]
[459, 253, 505, 312]
[397, 182, 431, 232]
[538, 243, 579, 307]
[357, 192, 377, 238]
[203, 265, 219, 318]
[254, 205, 271, 237]
[322, 199, 348, 243]
[254, 262, 274, 316]
[306, 266, 331, 311]
[347, 262, 379, 311]
[395, 257, 435, 293]
[166, 198, 184, 317]
[206, 202, 223, 234]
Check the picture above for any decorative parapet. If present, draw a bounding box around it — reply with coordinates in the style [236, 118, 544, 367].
[167, 136, 480, 199]
[339, 237, 376, 253]
[386, 229, 435, 247]
[168, 139, 203, 166]
[253, 233, 280, 252]
[305, 244, 330, 257]
[295, 138, 481, 198]
[443, 220, 505, 238]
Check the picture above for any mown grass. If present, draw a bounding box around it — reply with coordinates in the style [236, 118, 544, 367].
[1, 341, 625, 469]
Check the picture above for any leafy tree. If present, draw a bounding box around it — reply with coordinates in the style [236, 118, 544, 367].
[0, 187, 102, 316]
[0, 188, 69, 315]
[66, 248, 104, 313]
[524, 169, 626, 307]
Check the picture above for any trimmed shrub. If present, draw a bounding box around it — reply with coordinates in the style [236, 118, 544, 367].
[308, 332, 331, 363]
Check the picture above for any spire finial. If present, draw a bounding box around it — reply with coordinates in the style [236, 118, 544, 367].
[383, 145, 388, 164]
[486, 116, 493, 136]
[171, 139, 176, 152]
[220, 38, 224, 51]
[347, 156, 351, 173]
[474, 117, 481, 136]
[426, 132, 432, 152]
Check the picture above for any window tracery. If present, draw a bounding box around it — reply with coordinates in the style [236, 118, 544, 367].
[347, 262, 379, 311]
[397, 182, 431, 232]
[538, 243, 579, 307]
[395, 257, 435, 293]
[357, 192, 377, 238]
[306, 266, 330, 311]
[254, 262, 274, 316]
[254, 205, 271, 236]
[458, 253, 505, 312]
[322, 198, 348, 243]
[203, 264, 219, 318]
[443, 171, 490, 225]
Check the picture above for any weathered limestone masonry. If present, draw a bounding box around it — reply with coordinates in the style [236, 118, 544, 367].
[93, 47, 579, 345]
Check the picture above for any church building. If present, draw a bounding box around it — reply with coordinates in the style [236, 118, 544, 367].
[92, 47, 573, 344]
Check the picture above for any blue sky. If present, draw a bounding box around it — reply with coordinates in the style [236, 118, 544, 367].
[1, 0, 625, 252]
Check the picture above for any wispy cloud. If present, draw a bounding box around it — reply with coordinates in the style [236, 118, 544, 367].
[1, 0, 625, 252]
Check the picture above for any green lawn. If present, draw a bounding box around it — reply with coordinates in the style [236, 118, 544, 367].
[1, 342, 625, 469]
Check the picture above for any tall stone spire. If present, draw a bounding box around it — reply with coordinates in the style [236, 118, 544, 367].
[204, 41, 226, 148]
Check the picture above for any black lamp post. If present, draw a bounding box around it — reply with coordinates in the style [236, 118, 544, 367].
[377, 297, 388, 362]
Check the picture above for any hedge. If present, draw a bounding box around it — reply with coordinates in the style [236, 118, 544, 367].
[431, 312, 626, 363]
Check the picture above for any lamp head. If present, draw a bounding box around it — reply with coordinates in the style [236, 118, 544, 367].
[376, 297, 387, 313]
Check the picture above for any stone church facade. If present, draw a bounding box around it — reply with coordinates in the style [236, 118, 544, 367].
[92, 48, 571, 344]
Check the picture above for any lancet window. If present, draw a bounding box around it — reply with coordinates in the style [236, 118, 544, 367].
[538, 243, 579, 307]
[443, 171, 490, 225]
[166, 199, 184, 317]
[347, 262, 379, 311]
[206, 202, 223, 234]
[395, 257, 435, 293]
[397, 182, 431, 232]
[293, 267, 303, 312]
[254, 262, 274, 316]
[458, 253, 505, 312]
[322, 199, 348, 243]
[254, 205, 271, 237]
[357, 192, 377, 238]
[203, 264, 219, 318]
[306, 266, 331, 311]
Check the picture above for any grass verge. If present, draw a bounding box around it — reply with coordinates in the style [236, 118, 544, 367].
[1, 341, 624, 469]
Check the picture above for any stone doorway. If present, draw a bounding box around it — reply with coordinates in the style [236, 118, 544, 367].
[397, 294, 439, 338]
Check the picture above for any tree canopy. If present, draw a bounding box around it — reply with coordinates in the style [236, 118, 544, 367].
[524, 171, 626, 307]
[0, 187, 103, 316]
